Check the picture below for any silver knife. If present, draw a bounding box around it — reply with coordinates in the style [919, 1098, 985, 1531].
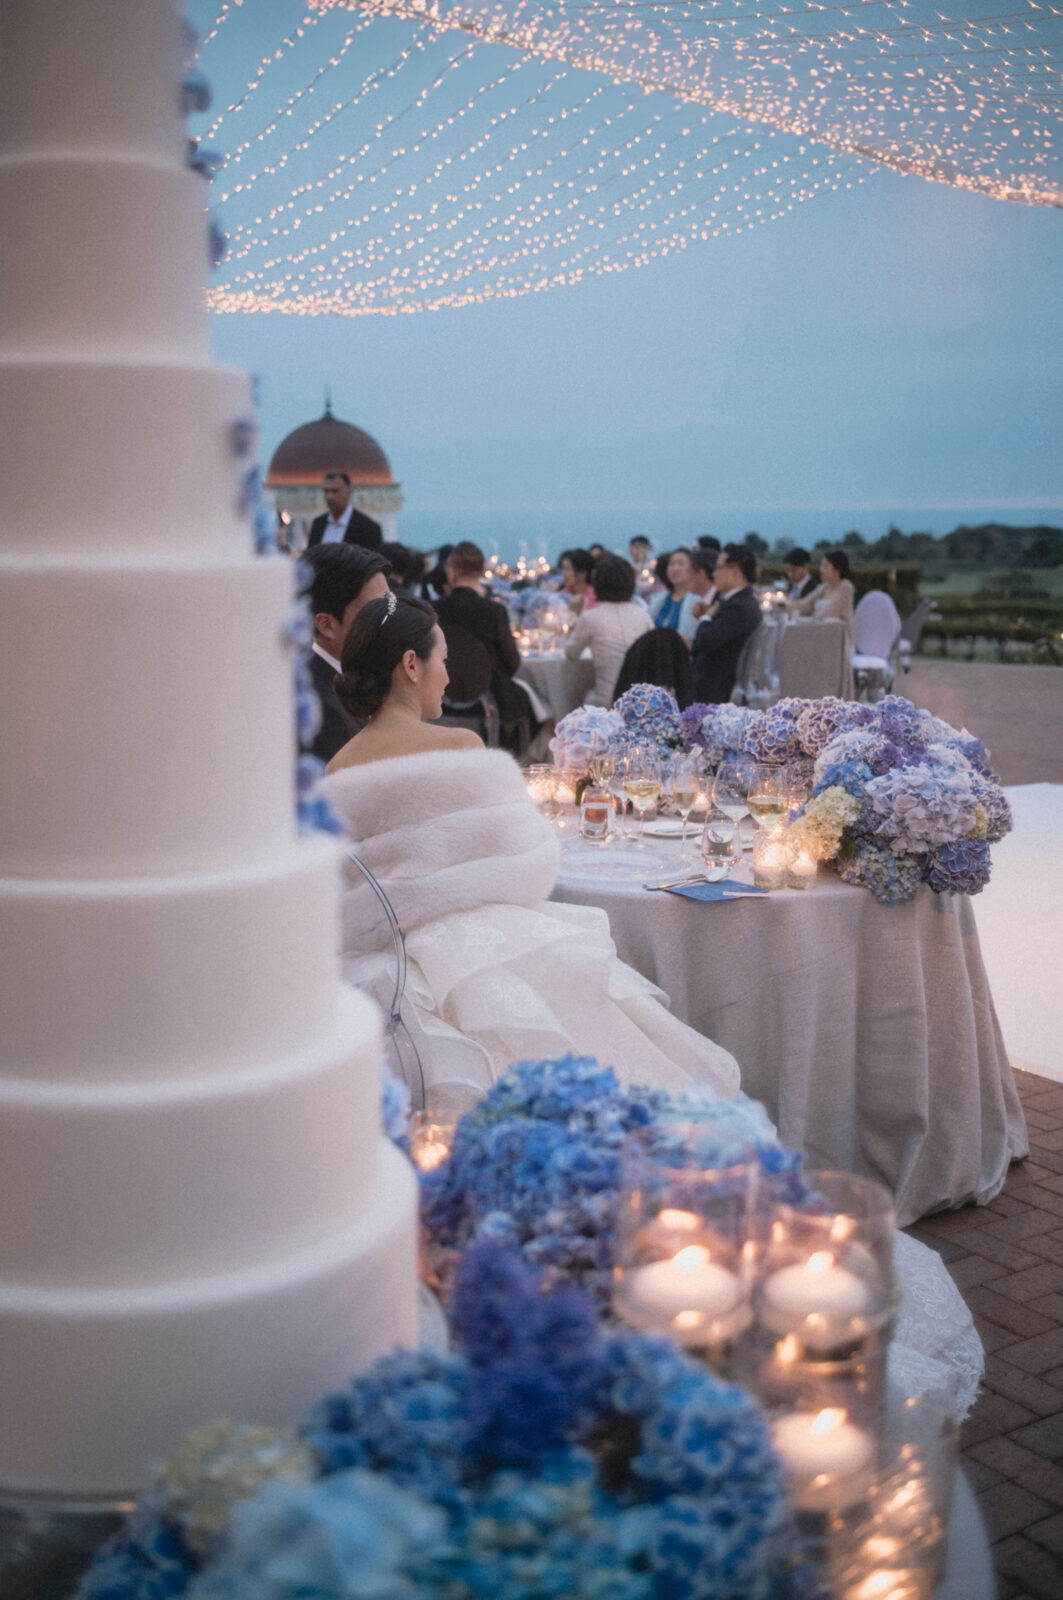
[643, 875, 706, 891]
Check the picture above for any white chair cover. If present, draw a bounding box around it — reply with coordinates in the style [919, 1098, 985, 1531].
[853, 590, 901, 658]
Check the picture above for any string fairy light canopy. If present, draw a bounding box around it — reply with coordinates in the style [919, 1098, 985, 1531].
[194, 0, 1063, 316]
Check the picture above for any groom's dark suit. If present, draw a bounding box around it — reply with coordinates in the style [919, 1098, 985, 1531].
[307, 648, 360, 763]
[306, 505, 383, 551]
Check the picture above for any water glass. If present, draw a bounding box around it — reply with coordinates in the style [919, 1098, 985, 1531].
[700, 816, 738, 880]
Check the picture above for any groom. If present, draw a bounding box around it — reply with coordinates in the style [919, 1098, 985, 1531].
[300, 543, 391, 760]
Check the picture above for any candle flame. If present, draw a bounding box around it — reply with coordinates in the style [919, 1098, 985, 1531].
[807, 1251, 834, 1274]
[674, 1310, 702, 1331]
[776, 1335, 800, 1365]
[674, 1245, 710, 1271]
[658, 1208, 700, 1232]
[811, 1407, 846, 1436]
[829, 1215, 855, 1243]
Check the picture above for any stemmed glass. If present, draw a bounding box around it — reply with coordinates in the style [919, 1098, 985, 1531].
[746, 765, 790, 832]
[670, 753, 701, 859]
[621, 744, 663, 845]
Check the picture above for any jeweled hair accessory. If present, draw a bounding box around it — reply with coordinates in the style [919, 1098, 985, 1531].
[379, 589, 398, 624]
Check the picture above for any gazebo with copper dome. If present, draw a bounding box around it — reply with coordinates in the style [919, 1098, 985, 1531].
[266, 395, 403, 547]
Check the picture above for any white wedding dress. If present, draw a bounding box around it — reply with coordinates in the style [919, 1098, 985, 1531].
[320, 746, 985, 1421]
[319, 747, 740, 1102]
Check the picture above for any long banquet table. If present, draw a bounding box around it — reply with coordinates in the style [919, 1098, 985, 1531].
[515, 650, 595, 723]
[743, 613, 854, 702]
[552, 828, 1028, 1227]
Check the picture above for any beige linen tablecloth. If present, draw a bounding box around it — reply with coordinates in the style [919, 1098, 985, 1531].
[552, 841, 1028, 1226]
[777, 616, 854, 700]
[515, 652, 596, 723]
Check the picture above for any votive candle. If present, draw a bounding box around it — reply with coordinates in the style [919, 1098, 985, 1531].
[762, 1251, 873, 1350]
[628, 1245, 750, 1343]
[771, 1407, 875, 1512]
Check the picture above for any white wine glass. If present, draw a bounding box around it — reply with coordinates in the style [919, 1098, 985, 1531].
[700, 817, 738, 881]
[590, 733, 618, 791]
[746, 765, 790, 831]
[621, 744, 662, 845]
[670, 753, 701, 858]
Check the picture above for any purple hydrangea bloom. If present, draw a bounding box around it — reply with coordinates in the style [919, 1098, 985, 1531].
[865, 762, 980, 853]
[924, 837, 992, 896]
[837, 840, 924, 905]
[744, 706, 802, 764]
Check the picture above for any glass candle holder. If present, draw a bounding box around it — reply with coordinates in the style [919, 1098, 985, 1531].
[613, 1124, 757, 1364]
[524, 763, 555, 811]
[770, 1404, 877, 1514]
[752, 826, 789, 889]
[787, 849, 817, 890]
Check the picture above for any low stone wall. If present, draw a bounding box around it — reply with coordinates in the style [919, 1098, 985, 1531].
[902, 660, 1063, 786]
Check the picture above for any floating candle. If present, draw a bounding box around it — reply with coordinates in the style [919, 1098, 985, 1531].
[626, 1245, 750, 1343]
[771, 1407, 875, 1513]
[762, 1251, 873, 1350]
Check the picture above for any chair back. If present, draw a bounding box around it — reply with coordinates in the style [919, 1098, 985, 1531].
[853, 590, 901, 657]
[612, 627, 694, 708]
[440, 624, 492, 706]
[899, 596, 937, 648]
[731, 617, 779, 708]
[344, 847, 425, 1112]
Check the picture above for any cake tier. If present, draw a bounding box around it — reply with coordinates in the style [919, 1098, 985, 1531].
[0, 985, 382, 1288]
[0, 556, 296, 877]
[0, 157, 210, 362]
[0, 0, 186, 166]
[0, 360, 252, 559]
[0, 1140, 419, 1496]
[0, 836, 342, 1084]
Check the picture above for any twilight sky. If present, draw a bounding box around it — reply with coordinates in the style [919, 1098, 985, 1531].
[195, 1, 1063, 525]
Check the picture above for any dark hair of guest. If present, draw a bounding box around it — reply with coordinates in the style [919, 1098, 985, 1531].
[654, 551, 674, 592]
[823, 548, 851, 581]
[335, 596, 438, 720]
[690, 548, 716, 579]
[593, 554, 637, 604]
[696, 535, 721, 554]
[560, 547, 596, 577]
[299, 543, 391, 621]
[323, 471, 351, 487]
[784, 546, 811, 567]
[723, 543, 758, 584]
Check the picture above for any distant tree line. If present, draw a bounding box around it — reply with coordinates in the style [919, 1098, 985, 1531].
[741, 523, 1063, 568]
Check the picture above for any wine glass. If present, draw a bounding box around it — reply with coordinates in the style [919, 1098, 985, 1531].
[670, 753, 701, 858]
[590, 733, 618, 791]
[700, 817, 738, 881]
[621, 744, 663, 844]
[746, 765, 790, 831]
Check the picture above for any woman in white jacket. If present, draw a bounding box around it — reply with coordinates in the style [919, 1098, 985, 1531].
[321, 593, 740, 1102]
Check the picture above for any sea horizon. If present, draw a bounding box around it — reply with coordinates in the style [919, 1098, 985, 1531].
[395, 504, 1063, 566]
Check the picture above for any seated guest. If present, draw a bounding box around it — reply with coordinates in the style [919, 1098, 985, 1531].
[559, 547, 597, 616]
[434, 540, 538, 751]
[306, 472, 382, 551]
[300, 543, 391, 761]
[380, 541, 427, 599]
[788, 548, 855, 642]
[689, 547, 718, 621]
[423, 544, 454, 600]
[564, 554, 653, 706]
[649, 547, 699, 643]
[629, 534, 652, 569]
[690, 543, 762, 703]
[320, 596, 739, 1099]
[783, 546, 817, 601]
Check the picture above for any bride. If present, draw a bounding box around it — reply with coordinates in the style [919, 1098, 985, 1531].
[320, 593, 740, 1102]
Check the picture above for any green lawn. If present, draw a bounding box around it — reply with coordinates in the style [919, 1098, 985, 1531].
[918, 563, 1063, 599]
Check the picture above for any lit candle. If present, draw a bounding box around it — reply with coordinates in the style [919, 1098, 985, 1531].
[844, 1570, 924, 1600]
[787, 850, 817, 891]
[410, 1122, 455, 1173]
[762, 1251, 873, 1350]
[771, 1407, 875, 1512]
[627, 1245, 751, 1343]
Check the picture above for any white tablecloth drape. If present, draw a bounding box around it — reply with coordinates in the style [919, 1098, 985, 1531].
[777, 615, 854, 700]
[552, 844, 1028, 1227]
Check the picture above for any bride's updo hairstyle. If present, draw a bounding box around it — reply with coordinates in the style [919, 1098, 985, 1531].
[335, 594, 438, 720]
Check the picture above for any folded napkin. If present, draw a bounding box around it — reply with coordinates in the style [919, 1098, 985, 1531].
[665, 879, 768, 903]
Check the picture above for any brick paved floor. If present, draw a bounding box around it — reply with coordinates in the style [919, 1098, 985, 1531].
[905, 1069, 1063, 1600]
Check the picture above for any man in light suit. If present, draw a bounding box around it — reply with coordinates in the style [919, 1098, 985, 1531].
[306, 472, 382, 551]
[783, 547, 818, 602]
[690, 543, 762, 704]
[300, 543, 391, 761]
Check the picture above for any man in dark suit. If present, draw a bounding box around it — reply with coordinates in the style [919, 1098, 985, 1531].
[306, 472, 383, 551]
[300, 543, 391, 761]
[783, 547, 817, 602]
[433, 540, 537, 751]
[690, 543, 762, 704]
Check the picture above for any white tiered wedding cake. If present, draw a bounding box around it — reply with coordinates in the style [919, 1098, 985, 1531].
[0, 0, 417, 1497]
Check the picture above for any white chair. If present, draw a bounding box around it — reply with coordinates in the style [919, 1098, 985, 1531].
[852, 590, 902, 701]
[730, 617, 781, 708]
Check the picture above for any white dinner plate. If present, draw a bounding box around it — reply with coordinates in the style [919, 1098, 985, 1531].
[640, 818, 689, 838]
